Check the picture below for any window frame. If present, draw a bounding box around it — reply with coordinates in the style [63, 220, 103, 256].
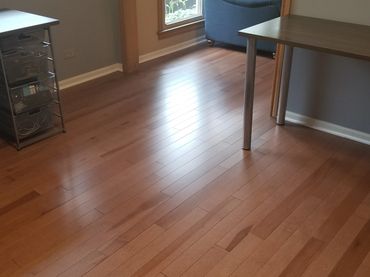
[158, 0, 204, 39]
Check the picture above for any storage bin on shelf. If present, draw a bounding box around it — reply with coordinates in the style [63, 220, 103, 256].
[0, 105, 54, 140]
[2, 44, 49, 86]
[0, 9, 64, 149]
[0, 29, 45, 53]
[8, 78, 55, 114]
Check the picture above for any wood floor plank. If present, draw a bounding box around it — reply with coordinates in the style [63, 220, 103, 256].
[314, 173, 370, 242]
[278, 237, 325, 277]
[0, 46, 369, 276]
[302, 211, 370, 277]
[2, 188, 168, 274]
[251, 144, 366, 240]
[0, 259, 19, 277]
[0, 191, 40, 216]
[199, 153, 318, 276]
[227, 196, 322, 277]
[206, 233, 263, 277]
[353, 252, 370, 277]
[255, 230, 312, 277]
[0, 170, 161, 253]
[160, 197, 269, 276]
[182, 246, 228, 277]
[328, 219, 370, 277]
[0, 209, 103, 271]
[225, 225, 254, 252]
[67, 225, 164, 277]
[109, 208, 209, 276]
[115, 197, 240, 277]
[229, 155, 368, 277]
[217, 162, 322, 251]
[163, 137, 344, 277]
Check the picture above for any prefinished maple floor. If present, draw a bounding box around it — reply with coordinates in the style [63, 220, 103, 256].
[0, 46, 370, 277]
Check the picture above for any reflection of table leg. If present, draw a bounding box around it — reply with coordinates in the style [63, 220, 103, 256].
[243, 37, 257, 150]
[277, 45, 293, 125]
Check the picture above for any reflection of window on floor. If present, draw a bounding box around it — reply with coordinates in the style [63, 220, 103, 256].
[165, 0, 203, 26]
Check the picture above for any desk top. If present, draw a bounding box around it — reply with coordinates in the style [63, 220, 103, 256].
[239, 15, 370, 61]
[0, 9, 59, 36]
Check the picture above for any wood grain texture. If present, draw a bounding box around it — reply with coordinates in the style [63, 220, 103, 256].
[0, 191, 40, 216]
[225, 225, 253, 252]
[279, 237, 325, 277]
[120, 0, 139, 72]
[0, 46, 369, 276]
[182, 246, 227, 277]
[240, 15, 370, 61]
[271, 0, 292, 117]
[329, 219, 370, 277]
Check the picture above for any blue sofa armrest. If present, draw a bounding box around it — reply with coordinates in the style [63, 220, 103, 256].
[205, 0, 281, 52]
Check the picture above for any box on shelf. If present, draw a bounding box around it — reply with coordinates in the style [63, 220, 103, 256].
[0, 29, 45, 53]
[0, 75, 55, 114]
[0, 105, 54, 140]
[11, 80, 54, 114]
[0, 10, 63, 149]
[2, 47, 49, 85]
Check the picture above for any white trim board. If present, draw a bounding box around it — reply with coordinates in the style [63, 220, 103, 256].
[286, 111, 370, 146]
[59, 37, 205, 89]
[58, 35, 206, 90]
[59, 63, 123, 90]
[139, 36, 206, 64]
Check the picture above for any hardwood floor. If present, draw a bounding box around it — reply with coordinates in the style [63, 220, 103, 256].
[0, 46, 369, 277]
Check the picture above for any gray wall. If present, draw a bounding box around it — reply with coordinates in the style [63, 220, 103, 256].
[0, 0, 121, 80]
[287, 49, 370, 133]
[288, 0, 370, 134]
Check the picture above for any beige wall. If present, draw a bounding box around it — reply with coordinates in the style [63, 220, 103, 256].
[292, 0, 370, 25]
[136, 0, 204, 55]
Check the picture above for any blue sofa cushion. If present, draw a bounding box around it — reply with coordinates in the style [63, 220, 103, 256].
[204, 0, 281, 52]
[223, 0, 280, 8]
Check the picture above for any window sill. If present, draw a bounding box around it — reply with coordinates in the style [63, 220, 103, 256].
[158, 19, 204, 40]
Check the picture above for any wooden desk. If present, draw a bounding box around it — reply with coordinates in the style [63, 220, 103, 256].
[239, 15, 370, 150]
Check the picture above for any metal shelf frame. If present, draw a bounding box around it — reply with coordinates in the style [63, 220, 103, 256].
[0, 10, 65, 150]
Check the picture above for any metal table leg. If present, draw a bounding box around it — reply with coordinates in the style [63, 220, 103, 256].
[276, 45, 294, 125]
[243, 37, 257, 150]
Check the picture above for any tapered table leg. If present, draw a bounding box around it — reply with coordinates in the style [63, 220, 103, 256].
[243, 37, 257, 150]
[277, 45, 293, 125]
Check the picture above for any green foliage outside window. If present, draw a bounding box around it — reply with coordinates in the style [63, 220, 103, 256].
[165, 0, 201, 25]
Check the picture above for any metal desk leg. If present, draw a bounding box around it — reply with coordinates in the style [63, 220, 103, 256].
[243, 37, 257, 150]
[277, 45, 293, 125]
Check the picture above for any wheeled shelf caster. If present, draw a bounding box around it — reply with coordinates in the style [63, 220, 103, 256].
[207, 39, 215, 47]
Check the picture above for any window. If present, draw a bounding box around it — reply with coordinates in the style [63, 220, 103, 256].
[158, 0, 204, 38]
[164, 0, 203, 26]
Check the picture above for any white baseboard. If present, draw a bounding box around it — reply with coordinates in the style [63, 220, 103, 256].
[59, 63, 123, 90]
[59, 36, 206, 90]
[286, 111, 370, 146]
[139, 36, 206, 64]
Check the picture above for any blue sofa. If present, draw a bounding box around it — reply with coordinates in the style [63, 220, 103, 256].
[204, 0, 281, 53]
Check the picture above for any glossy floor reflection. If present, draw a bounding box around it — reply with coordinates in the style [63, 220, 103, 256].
[0, 46, 369, 277]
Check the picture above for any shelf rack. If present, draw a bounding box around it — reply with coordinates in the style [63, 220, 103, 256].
[0, 9, 65, 150]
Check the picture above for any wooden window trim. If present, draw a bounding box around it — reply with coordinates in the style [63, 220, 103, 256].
[158, 0, 204, 40]
[120, 0, 139, 73]
[158, 19, 204, 39]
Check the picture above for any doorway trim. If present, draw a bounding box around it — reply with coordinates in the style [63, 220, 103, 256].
[271, 0, 293, 116]
[120, 0, 139, 73]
